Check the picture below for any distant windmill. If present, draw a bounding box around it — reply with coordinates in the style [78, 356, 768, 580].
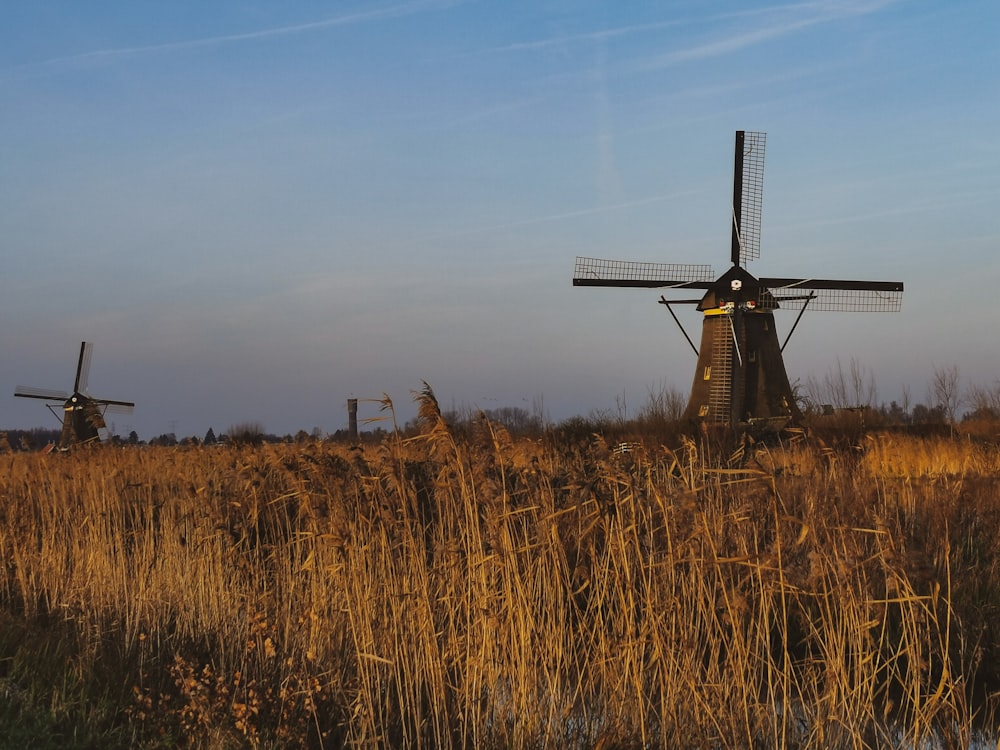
[14, 341, 135, 449]
[573, 131, 904, 429]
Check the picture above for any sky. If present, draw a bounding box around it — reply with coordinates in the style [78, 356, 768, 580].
[2, 0, 998, 439]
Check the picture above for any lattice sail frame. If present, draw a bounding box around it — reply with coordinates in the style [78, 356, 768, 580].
[738, 131, 765, 265]
[761, 287, 902, 312]
[573, 256, 714, 286]
[76, 341, 93, 393]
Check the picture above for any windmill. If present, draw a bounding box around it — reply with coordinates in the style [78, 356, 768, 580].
[14, 341, 135, 449]
[573, 131, 903, 430]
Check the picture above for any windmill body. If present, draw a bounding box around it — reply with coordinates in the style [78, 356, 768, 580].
[573, 131, 903, 429]
[684, 265, 800, 424]
[15, 342, 135, 449]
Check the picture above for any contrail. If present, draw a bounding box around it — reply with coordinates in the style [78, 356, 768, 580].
[434, 189, 705, 238]
[485, 0, 897, 59]
[634, 0, 900, 70]
[13, 0, 461, 70]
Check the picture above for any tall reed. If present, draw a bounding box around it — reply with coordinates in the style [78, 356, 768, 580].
[0, 405, 997, 747]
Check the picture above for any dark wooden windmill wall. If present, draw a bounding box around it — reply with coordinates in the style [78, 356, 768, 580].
[683, 311, 801, 423]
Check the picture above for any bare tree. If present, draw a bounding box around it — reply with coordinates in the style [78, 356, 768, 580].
[531, 393, 550, 429]
[901, 384, 912, 417]
[639, 379, 687, 423]
[849, 358, 878, 408]
[930, 365, 961, 433]
[615, 389, 628, 427]
[807, 358, 877, 410]
[824, 360, 849, 409]
[966, 379, 1000, 420]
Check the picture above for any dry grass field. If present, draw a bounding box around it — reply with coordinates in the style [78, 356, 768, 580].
[1, 391, 999, 748]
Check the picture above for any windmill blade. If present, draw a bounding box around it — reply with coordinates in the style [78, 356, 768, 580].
[102, 404, 135, 416]
[732, 131, 765, 266]
[93, 398, 136, 412]
[758, 277, 904, 312]
[75, 341, 94, 394]
[573, 256, 715, 288]
[14, 385, 70, 401]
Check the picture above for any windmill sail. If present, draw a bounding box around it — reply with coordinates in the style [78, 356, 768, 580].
[76, 341, 93, 394]
[758, 278, 903, 312]
[14, 385, 71, 400]
[573, 257, 715, 288]
[733, 131, 765, 266]
[96, 398, 137, 409]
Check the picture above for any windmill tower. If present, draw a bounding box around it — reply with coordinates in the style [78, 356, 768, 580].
[573, 131, 903, 429]
[14, 341, 135, 449]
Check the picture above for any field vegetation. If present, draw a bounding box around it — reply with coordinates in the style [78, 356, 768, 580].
[1, 384, 1000, 748]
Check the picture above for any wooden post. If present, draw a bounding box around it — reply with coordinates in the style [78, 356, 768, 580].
[347, 399, 358, 441]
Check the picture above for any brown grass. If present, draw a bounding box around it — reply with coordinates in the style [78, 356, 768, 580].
[1, 400, 999, 747]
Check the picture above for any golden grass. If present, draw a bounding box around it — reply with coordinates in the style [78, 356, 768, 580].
[1, 404, 999, 748]
[860, 433, 1000, 478]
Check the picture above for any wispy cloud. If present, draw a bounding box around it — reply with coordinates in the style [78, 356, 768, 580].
[485, 0, 897, 60]
[488, 19, 695, 55]
[633, 0, 900, 70]
[17, 0, 461, 70]
[433, 189, 705, 238]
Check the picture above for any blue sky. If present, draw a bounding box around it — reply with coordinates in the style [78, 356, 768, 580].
[2, 0, 998, 438]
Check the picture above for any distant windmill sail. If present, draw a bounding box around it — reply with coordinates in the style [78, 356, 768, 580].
[573, 130, 904, 429]
[14, 341, 135, 449]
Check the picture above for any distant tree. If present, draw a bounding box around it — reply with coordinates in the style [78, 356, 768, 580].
[128, 430, 139, 445]
[911, 403, 946, 426]
[204, 427, 217, 445]
[966, 380, 1000, 421]
[901, 384, 912, 418]
[881, 401, 910, 425]
[962, 406, 998, 423]
[481, 406, 544, 435]
[587, 406, 617, 430]
[638, 380, 687, 425]
[807, 358, 877, 410]
[228, 422, 265, 446]
[553, 415, 602, 444]
[9, 427, 61, 451]
[930, 365, 962, 434]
